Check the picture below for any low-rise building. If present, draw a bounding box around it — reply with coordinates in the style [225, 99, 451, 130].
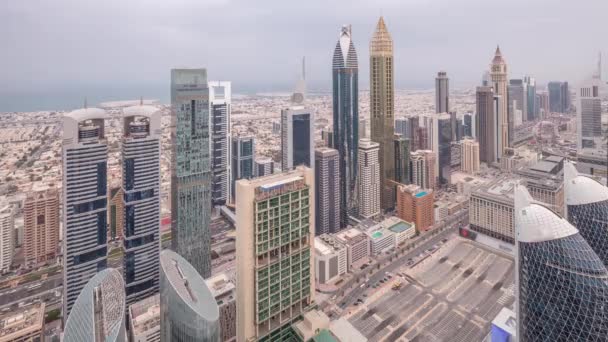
[334, 228, 370, 272]
[0, 302, 45, 342]
[129, 294, 160, 342]
[363, 217, 415, 255]
[206, 273, 237, 342]
[314, 235, 347, 285]
[469, 178, 517, 244]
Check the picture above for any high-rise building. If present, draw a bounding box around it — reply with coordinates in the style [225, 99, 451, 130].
[63, 268, 126, 342]
[62, 107, 109, 319]
[538, 91, 549, 119]
[410, 150, 436, 190]
[160, 249, 220, 342]
[332, 25, 359, 228]
[231, 135, 255, 199]
[0, 201, 13, 273]
[23, 187, 59, 268]
[314, 147, 340, 235]
[394, 135, 410, 185]
[0, 302, 45, 342]
[460, 138, 480, 174]
[321, 128, 333, 149]
[122, 104, 161, 306]
[515, 186, 608, 341]
[209, 81, 231, 206]
[508, 79, 526, 124]
[255, 157, 274, 178]
[422, 114, 452, 186]
[564, 162, 608, 266]
[394, 118, 408, 136]
[463, 113, 474, 138]
[435, 71, 449, 113]
[523, 76, 537, 121]
[129, 294, 160, 342]
[577, 78, 602, 149]
[370, 17, 395, 210]
[281, 107, 315, 171]
[576, 148, 608, 181]
[108, 186, 124, 241]
[358, 139, 381, 219]
[490, 46, 509, 159]
[170, 69, 212, 279]
[359, 119, 367, 139]
[396, 184, 434, 232]
[205, 273, 236, 342]
[235, 167, 315, 342]
[548, 81, 570, 113]
[476, 86, 498, 163]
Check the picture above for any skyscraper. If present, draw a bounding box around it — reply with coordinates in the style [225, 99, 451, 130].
[461, 138, 480, 174]
[490, 46, 509, 159]
[564, 162, 608, 266]
[160, 250, 220, 342]
[435, 71, 449, 113]
[62, 107, 109, 319]
[63, 268, 126, 342]
[235, 167, 315, 342]
[0, 201, 13, 273]
[170, 68, 212, 279]
[231, 135, 255, 199]
[548, 81, 570, 113]
[476, 86, 497, 163]
[332, 25, 359, 228]
[394, 118, 408, 136]
[23, 187, 59, 268]
[515, 186, 608, 341]
[463, 113, 474, 138]
[281, 107, 315, 171]
[255, 157, 274, 177]
[410, 150, 436, 190]
[122, 104, 161, 306]
[507, 79, 526, 124]
[208, 81, 231, 206]
[315, 147, 340, 235]
[523, 76, 537, 121]
[370, 17, 395, 210]
[394, 135, 410, 185]
[358, 139, 381, 219]
[422, 114, 452, 186]
[577, 78, 602, 149]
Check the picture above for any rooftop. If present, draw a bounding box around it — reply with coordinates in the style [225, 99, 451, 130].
[388, 221, 413, 234]
[315, 235, 346, 255]
[130, 295, 160, 336]
[0, 302, 44, 341]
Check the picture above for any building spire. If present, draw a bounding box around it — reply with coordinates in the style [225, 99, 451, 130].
[370, 16, 393, 56]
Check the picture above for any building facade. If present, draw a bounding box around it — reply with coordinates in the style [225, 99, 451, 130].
[0, 302, 44, 342]
[548, 81, 569, 113]
[170, 69, 212, 278]
[490, 46, 509, 160]
[129, 294, 161, 342]
[62, 107, 109, 318]
[314, 234, 347, 285]
[469, 179, 516, 244]
[332, 25, 359, 228]
[281, 107, 315, 171]
[314, 148, 340, 235]
[231, 136, 255, 200]
[410, 150, 436, 190]
[523, 76, 537, 121]
[396, 184, 434, 232]
[435, 71, 449, 113]
[108, 186, 124, 241]
[460, 138, 480, 174]
[508, 79, 526, 125]
[422, 114, 452, 186]
[577, 78, 602, 149]
[0, 201, 13, 274]
[209, 81, 232, 206]
[358, 139, 381, 219]
[370, 17, 396, 210]
[255, 158, 274, 178]
[476, 86, 497, 163]
[334, 228, 370, 272]
[394, 135, 410, 185]
[235, 168, 315, 342]
[23, 187, 59, 268]
[160, 250, 220, 342]
[206, 273, 237, 342]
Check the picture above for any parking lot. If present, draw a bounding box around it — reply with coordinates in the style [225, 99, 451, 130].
[346, 238, 514, 342]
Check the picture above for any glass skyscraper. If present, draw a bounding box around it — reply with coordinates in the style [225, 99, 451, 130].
[231, 135, 255, 200]
[515, 186, 608, 341]
[170, 69, 212, 279]
[209, 81, 231, 206]
[394, 135, 410, 185]
[332, 25, 359, 228]
[281, 108, 314, 171]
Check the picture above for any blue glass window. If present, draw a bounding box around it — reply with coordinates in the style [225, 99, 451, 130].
[124, 158, 135, 191]
[125, 205, 135, 237]
[97, 212, 107, 245]
[97, 161, 107, 196]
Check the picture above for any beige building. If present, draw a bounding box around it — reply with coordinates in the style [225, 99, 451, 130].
[410, 150, 436, 190]
[23, 188, 59, 268]
[358, 139, 380, 219]
[314, 235, 347, 285]
[236, 167, 315, 342]
[469, 178, 517, 244]
[0, 302, 45, 342]
[460, 138, 480, 174]
[129, 294, 160, 342]
[206, 273, 237, 342]
[334, 228, 370, 272]
[0, 201, 14, 273]
[490, 46, 509, 159]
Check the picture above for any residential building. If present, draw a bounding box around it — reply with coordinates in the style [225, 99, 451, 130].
[0, 201, 13, 273]
[410, 150, 436, 190]
[235, 167, 315, 342]
[231, 136, 255, 201]
[314, 234, 347, 285]
[358, 139, 380, 219]
[334, 228, 370, 272]
[490, 46, 509, 159]
[314, 148, 340, 235]
[370, 17, 396, 210]
[23, 187, 59, 268]
[63, 268, 126, 342]
[515, 186, 608, 341]
[332, 25, 359, 229]
[281, 107, 315, 171]
[476, 86, 498, 163]
[62, 107, 109, 318]
[460, 138, 480, 174]
[394, 135, 410, 185]
[0, 302, 45, 342]
[129, 295, 160, 342]
[577, 78, 602, 149]
[170, 69, 212, 278]
[209, 81, 232, 206]
[396, 184, 434, 232]
[435, 71, 449, 113]
[206, 273, 237, 342]
[365, 225, 395, 255]
[159, 249, 220, 342]
[255, 158, 274, 178]
[422, 114, 452, 186]
[469, 178, 517, 244]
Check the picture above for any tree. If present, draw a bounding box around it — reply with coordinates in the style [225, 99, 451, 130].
[45, 309, 61, 323]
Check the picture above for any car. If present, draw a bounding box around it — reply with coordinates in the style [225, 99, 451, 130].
[363, 293, 368, 297]
[354, 302, 359, 306]
[380, 279, 385, 283]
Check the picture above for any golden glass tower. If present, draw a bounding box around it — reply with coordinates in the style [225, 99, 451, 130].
[370, 16, 395, 210]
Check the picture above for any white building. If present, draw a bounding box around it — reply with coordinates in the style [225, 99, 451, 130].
[0, 201, 14, 273]
[358, 139, 380, 218]
[129, 294, 160, 342]
[461, 138, 480, 174]
[577, 78, 602, 149]
[334, 228, 370, 272]
[365, 217, 415, 255]
[314, 234, 347, 285]
[209, 81, 232, 205]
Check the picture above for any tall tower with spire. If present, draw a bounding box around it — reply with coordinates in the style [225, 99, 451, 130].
[370, 16, 395, 211]
[490, 46, 509, 159]
[332, 25, 359, 228]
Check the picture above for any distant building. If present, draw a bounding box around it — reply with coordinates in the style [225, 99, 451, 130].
[523, 76, 537, 121]
[394, 135, 410, 185]
[206, 273, 237, 342]
[129, 294, 160, 342]
[394, 118, 408, 137]
[463, 113, 474, 139]
[476, 86, 498, 163]
[410, 150, 436, 190]
[231, 135, 255, 201]
[548, 81, 569, 113]
[314, 234, 347, 285]
[490, 46, 509, 159]
[0, 302, 45, 342]
[577, 78, 602, 149]
[209, 81, 232, 206]
[63, 268, 126, 342]
[255, 157, 274, 178]
[435, 71, 449, 113]
[315, 148, 340, 235]
[359, 119, 367, 139]
[281, 107, 315, 171]
[451, 141, 461, 169]
[334, 228, 370, 272]
[0, 201, 14, 273]
[358, 139, 381, 219]
[508, 79, 526, 124]
[396, 184, 434, 232]
[23, 187, 59, 268]
[160, 249, 220, 342]
[108, 187, 124, 241]
[469, 178, 517, 244]
[576, 148, 607, 181]
[321, 128, 334, 148]
[460, 138, 480, 174]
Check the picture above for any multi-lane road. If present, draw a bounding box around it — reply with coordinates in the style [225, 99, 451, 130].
[0, 274, 62, 308]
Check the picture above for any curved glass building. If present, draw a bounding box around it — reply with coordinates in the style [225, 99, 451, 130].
[564, 161, 608, 266]
[515, 186, 608, 341]
[160, 249, 220, 342]
[63, 268, 126, 342]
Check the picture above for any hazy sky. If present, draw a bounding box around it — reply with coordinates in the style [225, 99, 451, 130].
[2, 0, 607, 97]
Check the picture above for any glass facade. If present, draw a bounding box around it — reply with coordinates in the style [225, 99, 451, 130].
[568, 200, 608, 267]
[292, 114, 311, 168]
[437, 118, 452, 185]
[394, 136, 410, 185]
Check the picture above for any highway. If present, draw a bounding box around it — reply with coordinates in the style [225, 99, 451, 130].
[0, 274, 62, 308]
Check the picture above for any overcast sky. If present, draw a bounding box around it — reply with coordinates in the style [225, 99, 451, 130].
[2, 0, 607, 97]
